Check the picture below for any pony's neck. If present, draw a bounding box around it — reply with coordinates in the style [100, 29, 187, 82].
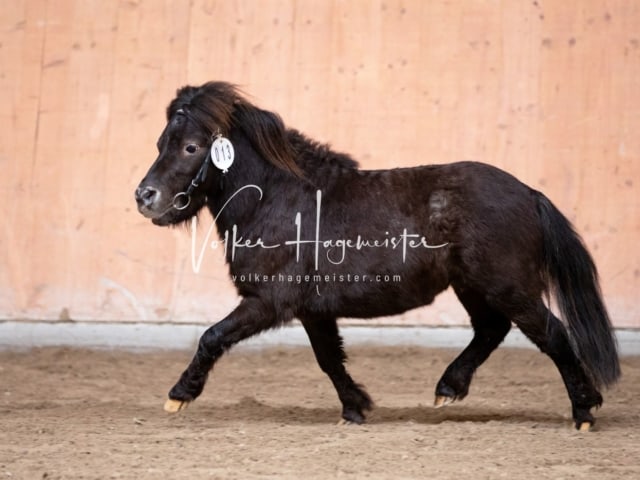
[205, 127, 293, 232]
[287, 129, 359, 176]
[204, 126, 360, 235]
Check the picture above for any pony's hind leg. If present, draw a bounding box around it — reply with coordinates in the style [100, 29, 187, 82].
[511, 300, 603, 430]
[300, 315, 373, 424]
[435, 287, 511, 407]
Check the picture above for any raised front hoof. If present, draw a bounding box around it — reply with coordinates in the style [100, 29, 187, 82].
[164, 398, 190, 413]
[434, 381, 466, 408]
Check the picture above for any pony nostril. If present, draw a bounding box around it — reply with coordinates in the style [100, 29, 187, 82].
[135, 186, 160, 208]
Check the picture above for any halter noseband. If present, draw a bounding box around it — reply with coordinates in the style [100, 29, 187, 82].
[172, 155, 211, 210]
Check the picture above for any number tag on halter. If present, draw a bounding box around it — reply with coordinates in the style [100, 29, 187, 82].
[210, 135, 235, 173]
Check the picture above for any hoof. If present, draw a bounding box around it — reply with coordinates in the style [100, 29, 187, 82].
[337, 418, 355, 426]
[578, 422, 592, 432]
[434, 395, 454, 408]
[164, 398, 189, 413]
[341, 407, 366, 425]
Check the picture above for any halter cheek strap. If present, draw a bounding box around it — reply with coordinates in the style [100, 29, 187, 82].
[172, 156, 211, 210]
[171, 108, 227, 211]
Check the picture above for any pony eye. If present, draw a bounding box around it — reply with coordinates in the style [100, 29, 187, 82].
[185, 144, 199, 154]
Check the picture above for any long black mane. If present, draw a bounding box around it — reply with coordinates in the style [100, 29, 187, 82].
[167, 82, 360, 179]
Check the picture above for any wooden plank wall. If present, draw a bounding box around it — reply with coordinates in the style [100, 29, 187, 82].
[1, 0, 638, 327]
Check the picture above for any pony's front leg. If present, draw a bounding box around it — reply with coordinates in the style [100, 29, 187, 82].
[164, 297, 277, 412]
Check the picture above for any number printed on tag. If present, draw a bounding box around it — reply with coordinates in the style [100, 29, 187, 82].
[210, 136, 235, 173]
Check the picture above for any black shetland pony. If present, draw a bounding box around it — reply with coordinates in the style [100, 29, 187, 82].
[135, 82, 620, 430]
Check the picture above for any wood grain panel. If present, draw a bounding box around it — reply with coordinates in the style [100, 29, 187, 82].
[1, 0, 638, 327]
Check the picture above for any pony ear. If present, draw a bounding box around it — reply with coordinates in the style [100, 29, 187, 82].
[167, 86, 198, 120]
[232, 102, 303, 178]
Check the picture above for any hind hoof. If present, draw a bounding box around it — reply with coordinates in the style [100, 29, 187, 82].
[341, 407, 365, 425]
[164, 398, 189, 413]
[578, 422, 592, 432]
[337, 418, 355, 426]
[434, 395, 454, 408]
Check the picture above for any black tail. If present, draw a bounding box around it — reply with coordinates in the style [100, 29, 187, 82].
[536, 193, 620, 388]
